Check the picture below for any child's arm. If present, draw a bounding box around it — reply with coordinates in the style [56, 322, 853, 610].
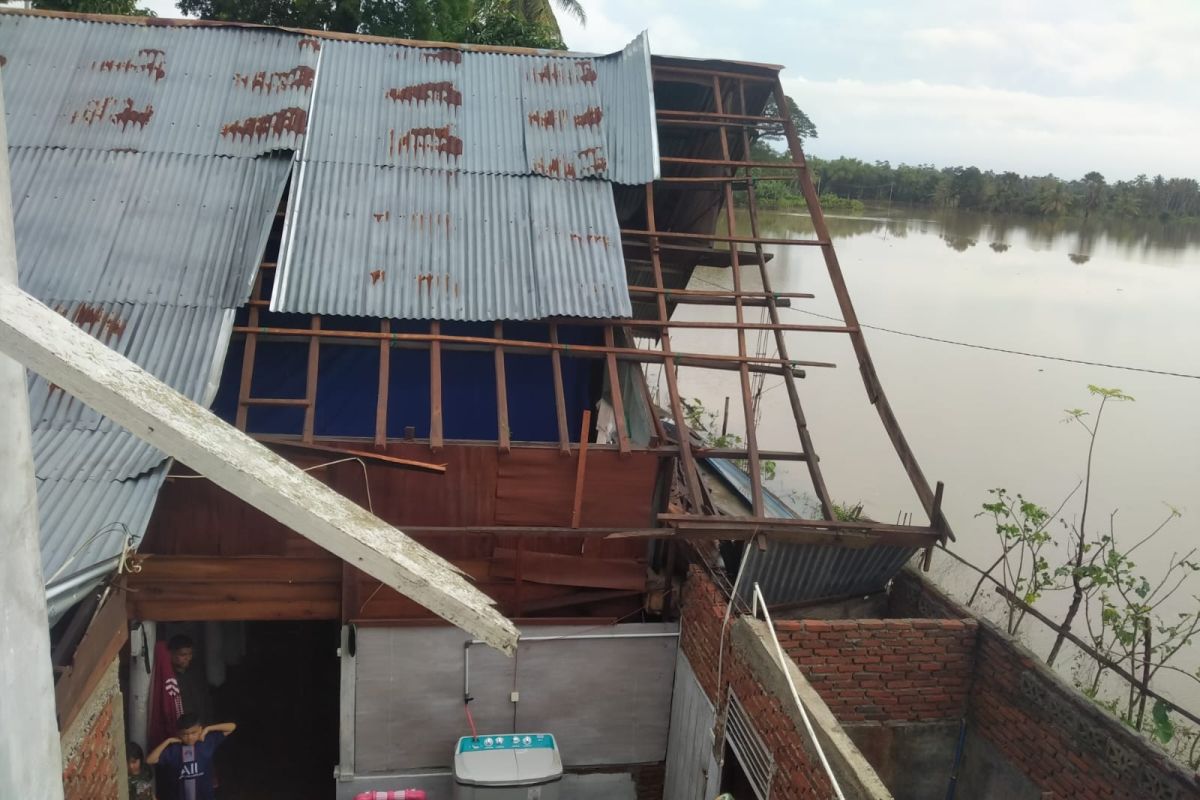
[201, 722, 236, 738]
[146, 737, 179, 765]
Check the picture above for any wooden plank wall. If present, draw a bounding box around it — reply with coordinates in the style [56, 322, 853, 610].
[134, 443, 663, 622]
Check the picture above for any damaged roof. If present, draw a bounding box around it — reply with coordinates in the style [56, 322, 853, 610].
[0, 8, 657, 612]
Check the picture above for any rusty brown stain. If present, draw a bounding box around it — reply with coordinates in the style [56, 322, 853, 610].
[576, 60, 598, 83]
[398, 125, 463, 157]
[533, 64, 562, 83]
[0, 56, 7, 68]
[373, 211, 390, 223]
[564, 163, 577, 179]
[93, 48, 166, 81]
[369, 269, 385, 285]
[387, 81, 462, 107]
[71, 97, 117, 126]
[65, 303, 126, 341]
[233, 66, 315, 94]
[298, 38, 322, 52]
[579, 146, 607, 174]
[220, 107, 308, 140]
[111, 99, 154, 130]
[527, 109, 562, 129]
[587, 234, 611, 248]
[422, 48, 462, 64]
[570, 233, 583, 243]
[573, 106, 603, 127]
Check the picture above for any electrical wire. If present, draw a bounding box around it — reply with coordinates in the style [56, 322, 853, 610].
[688, 274, 1200, 381]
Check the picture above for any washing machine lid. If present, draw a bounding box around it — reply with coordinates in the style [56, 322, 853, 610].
[454, 734, 563, 787]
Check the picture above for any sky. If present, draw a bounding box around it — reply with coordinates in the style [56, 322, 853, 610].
[553, 0, 1200, 182]
[131, 0, 1200, 182]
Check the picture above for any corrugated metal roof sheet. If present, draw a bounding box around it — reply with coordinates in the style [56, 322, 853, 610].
[37, 465, 169, 589]
[0, 15, 316, 156]
[0, 15, 657, 182]
[274, 162, 631, 319]
[704, 457, 919, 605]
[10, 147, 290, 305]
[300, 33, 656, 183]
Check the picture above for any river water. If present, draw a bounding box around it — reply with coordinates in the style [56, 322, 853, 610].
[664, 208, 1200, 703]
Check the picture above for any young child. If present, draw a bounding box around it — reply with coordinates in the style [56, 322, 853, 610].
[146, 713, 235, 800]
[127, 741, 155, 800]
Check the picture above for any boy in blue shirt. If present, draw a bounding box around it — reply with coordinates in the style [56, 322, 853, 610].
[146, 713, 235, 800]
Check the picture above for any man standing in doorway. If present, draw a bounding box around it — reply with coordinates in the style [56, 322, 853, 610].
[168, 634, 215, 725]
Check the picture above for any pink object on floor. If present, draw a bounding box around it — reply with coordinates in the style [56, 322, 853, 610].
[353, 791, 427, 800]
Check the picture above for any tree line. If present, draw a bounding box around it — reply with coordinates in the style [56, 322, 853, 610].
[31, 0, 583, 48]
[751, 141, 1200, 221]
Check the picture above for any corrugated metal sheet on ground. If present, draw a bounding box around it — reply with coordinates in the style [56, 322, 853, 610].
[37, 463, 170, 589]
[26, 302, 234, 433]
[706, 457, 919, 605]
[0, 15, 316, 156]
[274, 163, 631, 319]
[302, 32, 657, 183]
[10, 147, 290, 305]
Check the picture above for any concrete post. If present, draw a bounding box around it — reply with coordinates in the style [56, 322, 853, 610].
[127, 622, 155, 749]
[0, 79, 66, 799]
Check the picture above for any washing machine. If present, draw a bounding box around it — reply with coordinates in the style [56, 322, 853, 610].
[452, 733, 562, 800]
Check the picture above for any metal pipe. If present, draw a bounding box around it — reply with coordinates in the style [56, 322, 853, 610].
[0, 76, 66, 799]
[751, 583, 846, 800]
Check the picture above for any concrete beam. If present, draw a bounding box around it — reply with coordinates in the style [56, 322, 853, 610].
[734, 617, 893, 800]
[0, 78, 66, 800]
[0, 281, 519, 655]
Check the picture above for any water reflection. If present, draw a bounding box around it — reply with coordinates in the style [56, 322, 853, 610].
[752, 207, 1200, 265]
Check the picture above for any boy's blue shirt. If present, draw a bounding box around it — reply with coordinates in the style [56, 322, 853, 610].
[156, 731, 226, 800]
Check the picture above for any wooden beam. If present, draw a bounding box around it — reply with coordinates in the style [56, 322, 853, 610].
[571, 409, 592, 528]
[548, 323, 571, 455]
[429, 320, 443, 451]
[55, 590, 128, 732]
[603, 327, 631, 455]
[302, 314, 320, 443]
[255, 436, 447, 473]
[0, 282, 519, 654]
[490, 548, 646, 592]
[375, 319, 389, 448]
[494, 322, 510, 453]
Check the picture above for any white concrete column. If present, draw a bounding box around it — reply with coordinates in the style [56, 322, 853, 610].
[0, 79, 66, 800]
[127, 622, 155, 749]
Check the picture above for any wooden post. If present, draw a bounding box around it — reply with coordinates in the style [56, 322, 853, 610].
[603, 326, 631, 454]
[0, 281, 519, 654]
[571, 409, 592, 528]
[430, 320, 443, 451]
[712, 73, 763, 517]
[302, 314, 321, 443]
[375, 320, 390, 448]
[494, 322, 510, 453]
[235, 272, 261, 431]
[548, 323, 571, 455]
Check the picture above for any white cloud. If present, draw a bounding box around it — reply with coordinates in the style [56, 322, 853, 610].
[786, 75, 1200, 179]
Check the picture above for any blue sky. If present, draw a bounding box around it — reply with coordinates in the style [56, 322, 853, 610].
[136, 0, 1199, 181]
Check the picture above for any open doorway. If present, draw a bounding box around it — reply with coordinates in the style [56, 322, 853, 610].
[210, 620, 340, 800]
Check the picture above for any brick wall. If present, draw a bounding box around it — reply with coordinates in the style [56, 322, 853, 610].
[893, 568, 1200, 800]
[775, 618, 977, 723]
[680, 566, 835, 800]
[60, 661, 127, 800]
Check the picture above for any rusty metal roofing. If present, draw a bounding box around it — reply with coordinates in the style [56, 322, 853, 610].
[274, 162, 630, 319]
[10, 147, 290, 305]
[0, 14, 657, 182]
[0, 14, 316, 156]
[294, 32, 655, 183]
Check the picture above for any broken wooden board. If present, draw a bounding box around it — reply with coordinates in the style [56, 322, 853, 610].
[0, 281, 519, 654]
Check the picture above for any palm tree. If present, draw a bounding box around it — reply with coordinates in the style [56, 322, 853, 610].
[514, 0, 585, 36]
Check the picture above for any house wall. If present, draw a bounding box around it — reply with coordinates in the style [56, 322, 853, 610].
[60, 660, 128, 800]
[891, 569, 1200, 800]
[680, 566, 837, 800]
[774, 618, 976, 723]
[347, 623, 678, 774]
